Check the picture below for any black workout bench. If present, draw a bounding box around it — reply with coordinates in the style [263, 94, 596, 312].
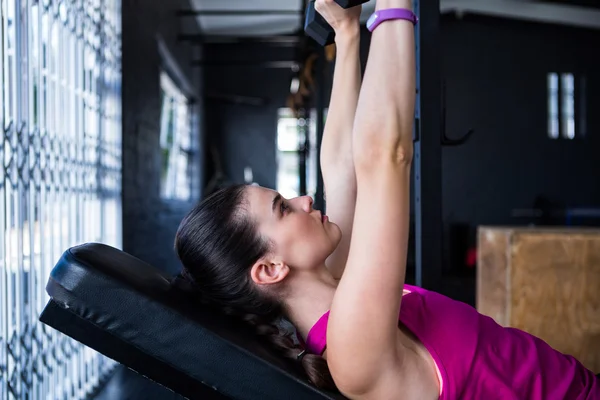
[39, 243, 347, 400]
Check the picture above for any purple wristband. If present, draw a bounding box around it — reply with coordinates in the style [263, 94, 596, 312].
[366, 8, 419, 32]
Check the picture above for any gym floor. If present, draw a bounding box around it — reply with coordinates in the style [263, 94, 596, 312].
[93, 367, 186, 400]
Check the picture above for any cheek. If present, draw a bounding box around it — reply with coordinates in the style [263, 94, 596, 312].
[273, 217, 313, 250]
[291, 214, 317, 234]
[290, 217, 320, 248]
[274, 216, 325, 255]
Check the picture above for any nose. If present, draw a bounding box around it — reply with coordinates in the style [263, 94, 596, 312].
[297, 195, 313, 213]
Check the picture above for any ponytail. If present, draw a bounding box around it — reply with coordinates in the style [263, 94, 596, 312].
[242, 313, 336, 390]
[170, 272, 337, 391]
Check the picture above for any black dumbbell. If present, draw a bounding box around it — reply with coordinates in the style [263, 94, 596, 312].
[304, 0, 370, 46]
[335, 0, 370, 8]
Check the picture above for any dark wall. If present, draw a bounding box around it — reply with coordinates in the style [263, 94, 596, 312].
[441, 15, 600, 269]
[200, 16, 600, 277]
[201, 28, 375, 193]
[203, 44, 297, 191]
[122, 0, 203, 274]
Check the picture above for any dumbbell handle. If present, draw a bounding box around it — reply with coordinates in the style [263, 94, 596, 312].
[335, 0, 370, 9]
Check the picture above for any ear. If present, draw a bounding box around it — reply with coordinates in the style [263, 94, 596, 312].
[250, 257, 290, 286]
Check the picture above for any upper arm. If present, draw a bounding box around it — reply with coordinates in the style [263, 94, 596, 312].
[327, 159, 412, 393]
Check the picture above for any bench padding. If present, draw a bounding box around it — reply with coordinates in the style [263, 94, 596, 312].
[39, 243, 346, 400]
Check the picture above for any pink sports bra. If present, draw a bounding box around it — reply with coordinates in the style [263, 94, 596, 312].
[302, 284, 599, 400]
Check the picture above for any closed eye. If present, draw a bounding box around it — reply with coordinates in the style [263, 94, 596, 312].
[280, 201, 289, 216]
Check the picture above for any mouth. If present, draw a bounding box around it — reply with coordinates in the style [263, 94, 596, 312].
[321, 214, 328, 223]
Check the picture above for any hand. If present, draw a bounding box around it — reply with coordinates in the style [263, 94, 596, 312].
[315, 0, 362, 34]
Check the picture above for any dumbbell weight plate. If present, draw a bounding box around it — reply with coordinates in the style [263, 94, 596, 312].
[304, 0, 371, 46]
[305, 1, 336, 47]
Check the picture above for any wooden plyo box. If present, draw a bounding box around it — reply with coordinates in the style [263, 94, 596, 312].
[477, 227, 600, 373]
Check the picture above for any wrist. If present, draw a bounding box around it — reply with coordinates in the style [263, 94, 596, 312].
[376, 0, 413, 11]
[334, 22, 360, 43]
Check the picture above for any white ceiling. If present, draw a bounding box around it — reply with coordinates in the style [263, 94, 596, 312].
[189, 0, 600, 36]
[188, 0, 376, 36]
[187, 0, 306, 36]
[442, 0, 600, 30]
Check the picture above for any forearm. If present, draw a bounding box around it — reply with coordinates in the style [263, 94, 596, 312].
[319, 27, 361, 279]
[320, 27, 361, 175]
[353, 0, 415, 165]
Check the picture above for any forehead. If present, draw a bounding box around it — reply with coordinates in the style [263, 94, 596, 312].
[244, 185, 277, 220]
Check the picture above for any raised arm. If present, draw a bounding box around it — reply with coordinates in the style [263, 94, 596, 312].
[327, 0, 416, 395]
[316, 1, 362, 280]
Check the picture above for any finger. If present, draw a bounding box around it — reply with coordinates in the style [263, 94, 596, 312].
[315, 0, 325, 13]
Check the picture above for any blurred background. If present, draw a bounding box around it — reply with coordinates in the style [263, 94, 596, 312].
[1, 0, 598, 399]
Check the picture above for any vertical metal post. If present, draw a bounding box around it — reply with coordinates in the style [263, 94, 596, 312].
[413, 0, 443, 291]
[314, 47, 326, 212]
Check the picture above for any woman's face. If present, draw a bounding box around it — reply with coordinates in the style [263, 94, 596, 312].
[245, 185, 342, 271]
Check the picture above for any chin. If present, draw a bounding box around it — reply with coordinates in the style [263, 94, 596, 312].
[330, 222, 343, 241]
[328, 226, 343, 250]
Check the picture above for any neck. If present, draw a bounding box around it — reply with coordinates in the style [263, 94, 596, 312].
[283, 265, 338, 341]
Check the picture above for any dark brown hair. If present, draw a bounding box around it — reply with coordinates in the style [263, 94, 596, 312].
[174, 184, 336, 390]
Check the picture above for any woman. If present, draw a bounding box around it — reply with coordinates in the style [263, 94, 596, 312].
[173, 0, 600, 398]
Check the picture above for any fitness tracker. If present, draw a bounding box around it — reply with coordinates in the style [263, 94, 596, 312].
[366, 8, 419, 32]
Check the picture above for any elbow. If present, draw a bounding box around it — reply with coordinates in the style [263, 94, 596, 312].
[353, 134, 414, 172]
[327, 337, 401, 397]
[328, 362, 374, 397]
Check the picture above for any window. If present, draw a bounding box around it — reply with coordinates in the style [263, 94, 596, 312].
[1, 1, 121, 399]
[547, 73, 560, 139]
[276, 108, 326, 199]
[561, 73, 575, 139]
[277, 109, 303, 198]
[159, 72, 193, 201]
[547, 72, 584, 140]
